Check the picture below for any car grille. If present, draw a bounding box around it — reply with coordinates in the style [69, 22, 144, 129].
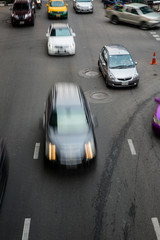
[117, 77, 132, 81]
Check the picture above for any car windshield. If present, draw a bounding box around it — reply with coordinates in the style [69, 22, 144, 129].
[51, 28, 71, 36]
[50, 1, 65, 7]
[140, 6, 153, 14]
[13, 3, 30, 10]
[109, 54, 135, 69]
[49, 106, 89, 135]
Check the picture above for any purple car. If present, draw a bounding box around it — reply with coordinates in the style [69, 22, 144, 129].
[152, 97, 160, 133]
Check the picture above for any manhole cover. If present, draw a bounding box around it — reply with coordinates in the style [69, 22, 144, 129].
[79, 68, 100, 78]
[85, 90, 113, 104]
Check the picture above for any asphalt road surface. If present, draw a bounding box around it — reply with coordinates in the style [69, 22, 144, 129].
[0, 1, 160, 240]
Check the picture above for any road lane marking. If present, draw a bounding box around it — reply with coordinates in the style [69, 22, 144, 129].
[150, 32, 157, 34]
[128, 139, 136, 155]
[153, 35, 160, 38]
[152, 217, 160, 240]
[156, 38, 160, 41]
[22, 218, 31, 240]
[33, 143, 40, 159]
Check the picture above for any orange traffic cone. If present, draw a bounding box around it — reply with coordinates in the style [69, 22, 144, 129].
[150, 51, 157, 65]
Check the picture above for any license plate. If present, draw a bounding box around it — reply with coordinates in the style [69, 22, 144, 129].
[20, 21, 24, 24]
[56, 14, 60, 17]
[122, 82, 128, 86]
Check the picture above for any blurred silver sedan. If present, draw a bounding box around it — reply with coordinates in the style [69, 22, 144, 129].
[98, 45, 139, 88]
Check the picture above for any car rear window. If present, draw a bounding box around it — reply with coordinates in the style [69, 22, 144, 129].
[13, 3, 30, 10]
[51, 28, 71, 37]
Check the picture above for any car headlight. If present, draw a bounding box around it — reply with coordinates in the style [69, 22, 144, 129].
[109, 71, 116, 81]
[85, 141, 94, 160]
[48, 42, 54, 49]
[153, 115, 160, 125]
[49, 143, 56, 160]
[12, 13, 19, 19]
[25, 12, 31, 18]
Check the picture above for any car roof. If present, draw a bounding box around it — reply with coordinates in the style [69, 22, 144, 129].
[125, 3, 148, 8]
[50, 23, 69, 29]
[105, 45, 129, 55]
[54, 83, 82, 107]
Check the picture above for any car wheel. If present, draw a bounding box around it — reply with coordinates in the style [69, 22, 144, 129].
[48, 14, 50, 19]
[31, 19, 34, 26]
[111, 15, 119, 25]
[105, 75, 109, 88]
[140, 21, 148, 30]
[98, 60, 101, 72]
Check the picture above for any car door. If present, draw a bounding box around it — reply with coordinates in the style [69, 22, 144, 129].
[120, 6, 133, 24]
[99, 48, 109, 79]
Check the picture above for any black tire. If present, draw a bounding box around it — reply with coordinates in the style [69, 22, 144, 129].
[111, 15, 119, 25]
[140, 21, 148, 30]
[98, 60, 101, 72]
[105, 75, 109, 87]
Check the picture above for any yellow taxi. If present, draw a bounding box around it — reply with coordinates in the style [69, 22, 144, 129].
[46, 0, 68, 19]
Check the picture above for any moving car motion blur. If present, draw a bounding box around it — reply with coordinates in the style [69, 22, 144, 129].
[98, 44, 139, 87]
[152, 97, 160, 134]
[0, 138, 8, 206]
[10, 0, 35, 26]
[73, 0, 93, 13]
[46, 23, 76, 55]
[43, 82, 97, 167]
[46, 0, 68, 19]
[105, 3, 160, 30]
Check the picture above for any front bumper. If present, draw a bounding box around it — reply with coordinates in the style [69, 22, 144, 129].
[11, 16, 33, 25]
[75, 7, 93, 12]
[48, 11, 68, 19]
[107, 79, 139, 87]
[48, 46, 75, 55]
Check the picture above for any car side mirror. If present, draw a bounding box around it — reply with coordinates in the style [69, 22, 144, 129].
[102, 62, 106, 66]
[72, 32, 76, 37]
[46, 4, 49, 6]
[46, 33, 49, 37]
[155, 97, 160, 104]
[66, 3, 68, 6]
[135, 61, 137, 65]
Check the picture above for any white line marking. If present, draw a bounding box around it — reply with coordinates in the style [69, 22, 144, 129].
[150, 32, 157, 34]
[128, 139, 136, 155]
[156, 38, 160, 41]
[22, 218, 31, 240]
[33, 143, 40, 159]
[152, 218, 160, 240]
[153, 35, 160, 38]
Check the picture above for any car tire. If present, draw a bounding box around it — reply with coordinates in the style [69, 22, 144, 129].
[98, 60, 101, 72]
[31, 19, 34, 26]
[140, 21, 148, 30]
[111, 15, 119, 25]
[105, 75, 110, 88]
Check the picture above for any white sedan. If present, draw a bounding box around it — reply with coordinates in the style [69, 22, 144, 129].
[46, 23, 76, 55]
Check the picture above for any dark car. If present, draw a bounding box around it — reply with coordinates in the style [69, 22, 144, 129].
[0, 138, 8, 206]
[11, 0, 35, 26]
[43, 82, 97, 168]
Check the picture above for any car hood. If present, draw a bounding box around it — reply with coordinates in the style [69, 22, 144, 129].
[110, 67, 137, 79]
[49, 36, 74, 46]
[49, 6, 67, 11]
[77, 2, 92, 7]
[144, 12, 160, 20]
[13, 10, 29, 15]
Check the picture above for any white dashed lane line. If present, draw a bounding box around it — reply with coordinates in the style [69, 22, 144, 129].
[152, 218, 160, 240]
[33, 143, 40, 159]
[128, 139, 136, 155]
[150, 32, 160, 41]
[22, 218, 31, 240]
